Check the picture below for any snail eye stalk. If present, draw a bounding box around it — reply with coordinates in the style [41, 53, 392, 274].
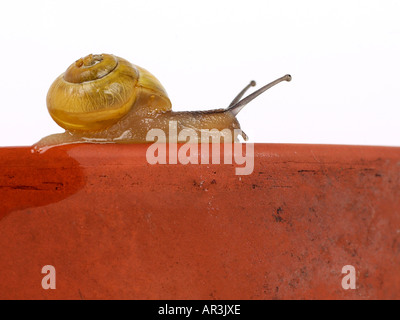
[227, 74, 291, 116]
[228, 80, 256, 108]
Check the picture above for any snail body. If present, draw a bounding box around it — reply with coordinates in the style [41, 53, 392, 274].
[35, 53, 291, 148]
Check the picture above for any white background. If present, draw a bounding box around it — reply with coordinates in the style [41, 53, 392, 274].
[0, 0, 399, 146]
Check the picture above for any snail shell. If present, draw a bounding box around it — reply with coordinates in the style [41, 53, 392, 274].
[47, 53, 171, 131]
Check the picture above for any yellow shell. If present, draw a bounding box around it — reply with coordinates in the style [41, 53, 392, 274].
[46, 53, 171, 131]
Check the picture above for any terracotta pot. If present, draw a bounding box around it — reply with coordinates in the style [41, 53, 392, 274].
[0, 143, 399, 299]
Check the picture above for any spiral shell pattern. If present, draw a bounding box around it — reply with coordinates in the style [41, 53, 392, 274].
[47, 54, 141, 131]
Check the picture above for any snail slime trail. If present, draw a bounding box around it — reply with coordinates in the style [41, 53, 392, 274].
[33, 53, 291, 151]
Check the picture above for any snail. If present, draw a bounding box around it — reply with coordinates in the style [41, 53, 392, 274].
[34, 53, 291, 149]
